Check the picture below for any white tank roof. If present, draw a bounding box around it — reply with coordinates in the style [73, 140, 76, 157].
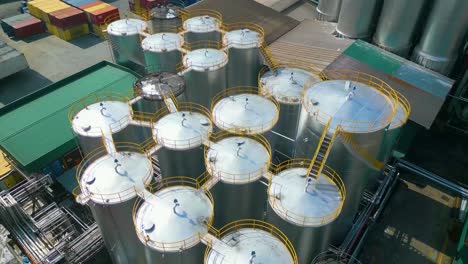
[153, 111, 212, 150]
[260, 67, 319, 104]
[206, 136, 270, 184]
[72, 101, 131, 137]
[142, 33, 184, 52]
[206, 228, 294, 264]
[212, 94, 278, 134]
[134, 186, 212, 252]
[80, 152, 152, 204]
[223, 29, 262, 49]
[268, 167, 343, 227]
[303, 80, 394, 133]
[183, 15, 219, 33]
[107, 18, 147, 36]
[183, 48, 228, 71]
[134, 72, 185, 101]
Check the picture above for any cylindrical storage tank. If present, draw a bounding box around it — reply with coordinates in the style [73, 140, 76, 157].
[133, 176, 214, 263]
[205, 132, 271, 228]
[141, 32, 184, 73]
[133, 72, 186, 113]
[75, 143, 153, 264]
[316, 0, 343, 22]
[69, 93, 144, 155]
[411, 0, 468, 75]
[295, 70, 397, 243]
[182, 10, 222, 44]
[205, 219, 298, 264]
[148, 1, 184, 33]
[223, 24, 264, 88]
[377, 92, 410, 162]
[152, 102, 213, 178]
[211, 86, 280, 135]
[336, 0, 382, 39]
[266, 160, 346, 264]
[182, 46, 228, 108]
[259, 65, 320, 159]
[107, 18, 147, 68]
[372, 0, 427, 57]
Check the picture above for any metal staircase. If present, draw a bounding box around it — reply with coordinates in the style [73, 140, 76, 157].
[307, 120, 339, 180]
[260, 42, 277, 70]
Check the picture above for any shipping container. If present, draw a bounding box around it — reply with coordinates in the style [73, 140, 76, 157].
[12, 18, 45, 38]
[49, 7, 87, 29]
[46, 23, 89, 40]
[88, 5, 119, 25]
[78, 0, 103, 10]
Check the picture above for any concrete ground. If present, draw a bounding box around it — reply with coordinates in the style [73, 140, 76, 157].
[0, 0, 117, 107]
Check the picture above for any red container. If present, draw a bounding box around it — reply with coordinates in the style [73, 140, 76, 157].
[88, 6, 119, 25]
[50, 8, 87, 29]
[79, 1, 104, 10]
[13, 18, 45, 39]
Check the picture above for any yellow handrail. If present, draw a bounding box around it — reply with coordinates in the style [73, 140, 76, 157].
[302, 69, 400, 133]
[338, 132, 384, 170]
[268, 160, 346, 227]
[132, 176, 215, 252]
[210, 86, 281, 135]
[204, 131, 272, 184]
[306, 119, 335, 179]
[203, 219, 298, 264]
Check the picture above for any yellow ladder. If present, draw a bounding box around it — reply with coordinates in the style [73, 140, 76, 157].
[307, 119, 339, 180]
[260, 43, 277, 70]
[161, 90, 179, 113]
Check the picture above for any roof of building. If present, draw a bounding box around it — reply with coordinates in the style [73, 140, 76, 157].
[0, 61, 139, 171]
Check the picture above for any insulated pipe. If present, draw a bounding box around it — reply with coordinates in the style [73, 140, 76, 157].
[395, 159, 468, 198]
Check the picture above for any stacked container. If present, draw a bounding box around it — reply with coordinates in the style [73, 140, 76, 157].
[81, 1, 120, 38]
[27, 0, 89, 41]
[1, 14, 45, 39]
[47, 6, 89, 41]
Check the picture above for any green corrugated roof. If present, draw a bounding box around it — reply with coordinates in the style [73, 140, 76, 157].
[0, 62, 140, 171]
[343, 40, 402, 75]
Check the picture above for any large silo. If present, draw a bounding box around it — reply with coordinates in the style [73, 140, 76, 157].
[223, 23, 264, 88]
[211, 87, 280, 135]
[336, 0, 382, 39]
[133, 72, 186, 113]
[148, 1, 184, 33]
[378, 92, 410, 162]
[411, 0, 468, 75]
[181, 45, 228, 108]
[152, 102, 212, 178]
[266, 160, 346, 264]
[141, 32, 184, 73]
[69, 93, 143, 155]
[107, 18, 147, 69]
[372, 0, 427, 57]
[75, 143, 153, 264]
[133, 176, 214, 263]
[205, 132, 271, 228]
[295, 70, 397, 243]
[316, 0, 343, 22]
[259, 65, 320, 160]
[205, 219, 298, 264]
[181, 10, 222, 44]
